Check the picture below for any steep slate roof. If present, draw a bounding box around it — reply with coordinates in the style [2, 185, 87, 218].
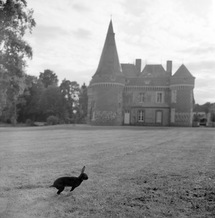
[121, 63, 138, 77]
[126, 77, 169, 86]
[93, 20, 122, 80]
[173, 64, 194, 78]
[141, 64, 167, 77]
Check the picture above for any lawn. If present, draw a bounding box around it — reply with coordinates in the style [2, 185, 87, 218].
[0, 125, 215, 218]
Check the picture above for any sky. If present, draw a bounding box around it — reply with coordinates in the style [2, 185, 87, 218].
[25, 0, 215, 104]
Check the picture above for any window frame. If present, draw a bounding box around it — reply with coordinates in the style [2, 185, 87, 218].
[139, 92, 146, 103]
[138, 110, 145, 122]
[156, 91, 164, 104]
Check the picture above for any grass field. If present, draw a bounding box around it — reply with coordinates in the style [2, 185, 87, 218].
[0, 125, 215, 218]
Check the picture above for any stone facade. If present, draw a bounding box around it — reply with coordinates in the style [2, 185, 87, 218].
[88, 20, 195, 126]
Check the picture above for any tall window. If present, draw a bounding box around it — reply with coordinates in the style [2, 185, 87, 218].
[156, 92, 164, 103]
[171, 90, 177, 103]
[139, 93, 146, 103]
[138, 110, 145, 122]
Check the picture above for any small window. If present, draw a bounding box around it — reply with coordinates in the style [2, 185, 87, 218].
[139, 93, 146, 103]
[138, 110, 145, 122]
[156, 92, 164, 103]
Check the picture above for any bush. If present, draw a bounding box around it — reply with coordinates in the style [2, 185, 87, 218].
[46, 116, 59, 125]
[25, 119, 33, 126]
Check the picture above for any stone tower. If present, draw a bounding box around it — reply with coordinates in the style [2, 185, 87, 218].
[170, 64, 195, 126]
[87, 20, 125, 125]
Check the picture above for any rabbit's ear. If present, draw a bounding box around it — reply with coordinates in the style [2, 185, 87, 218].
[81, 166, 85, 174]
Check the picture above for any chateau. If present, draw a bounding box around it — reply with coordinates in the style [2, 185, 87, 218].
[87, 20, 195, 126]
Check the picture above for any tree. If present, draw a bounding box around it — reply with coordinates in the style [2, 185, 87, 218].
[194, 102, 212, 114]
[77, 83, 88, 123]
[60, 79, 80, 123]
[39, 86, 66, 121]
[16, 75, 44, 122]
[39, 69, 58, 88]
[0, 67, 8, 114]
[0, 0, 36, 123]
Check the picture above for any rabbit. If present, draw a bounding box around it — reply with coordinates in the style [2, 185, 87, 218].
[50, 166, 88, 195]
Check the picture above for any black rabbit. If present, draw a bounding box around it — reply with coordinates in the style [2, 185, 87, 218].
[50, 166, 88, 195]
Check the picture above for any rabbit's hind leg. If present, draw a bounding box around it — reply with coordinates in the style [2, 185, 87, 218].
[56, 186, 65, 195]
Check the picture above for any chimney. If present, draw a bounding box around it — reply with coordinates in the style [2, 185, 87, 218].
[135, 59, 142, 75]
[166, 60, 172, 76]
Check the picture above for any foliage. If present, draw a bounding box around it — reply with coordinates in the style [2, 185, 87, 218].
[0, 0, 36, 122]
[17, 75, 44, 122]
[39, 69, 58, 88]
[193, 102, 212, 113]
[60, 79, 80, 122]
[193, 113, 200, 122]
[1, 71, 88, 124]
[40, 86, 66, 120]
[77, 83, 88, 123]
[0, 2, 90, 125]
[46, 115, 59, 125]
[0, 68, 8, 113]
[211, 113, 215, 122]
[25, 118, 33, 126]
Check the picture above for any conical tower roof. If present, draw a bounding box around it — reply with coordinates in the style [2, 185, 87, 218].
[171, 64, 195, 86]
[173, 64, 194, 78]
[91, 20, 124, 83]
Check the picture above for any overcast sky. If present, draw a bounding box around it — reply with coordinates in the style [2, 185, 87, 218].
[25, 0, 215, 104]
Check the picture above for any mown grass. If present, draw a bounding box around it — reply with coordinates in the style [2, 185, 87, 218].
[0, 125, 215, 217]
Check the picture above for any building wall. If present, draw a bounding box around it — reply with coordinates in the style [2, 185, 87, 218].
[128, 107, 170, 126]
[88, 70, 195, 127]
[123, 87, 170, 126]
[170, 85, 194, 126]
[124, 88, 170, 107]
[88, 83, 124, 125]
[88, 81, 194, 127]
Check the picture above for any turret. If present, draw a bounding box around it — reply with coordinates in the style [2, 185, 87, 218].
[87, 20, 125, 125]
[170, 64, 195, 126]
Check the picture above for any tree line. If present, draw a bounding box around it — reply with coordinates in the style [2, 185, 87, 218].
[0, 0, 88, 125]
[1, 69, 88, 125]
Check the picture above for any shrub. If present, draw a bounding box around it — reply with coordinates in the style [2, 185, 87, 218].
[25, 119, 33, 126]
[46, 116, 59, 125]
